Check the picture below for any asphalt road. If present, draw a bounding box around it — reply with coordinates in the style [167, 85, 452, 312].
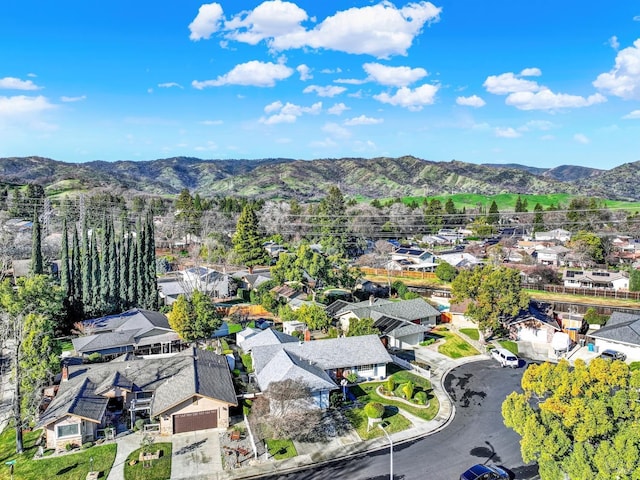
[263, 360, 538, 480]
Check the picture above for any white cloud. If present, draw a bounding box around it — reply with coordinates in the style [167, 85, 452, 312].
[60, 95, 86, 102]
[363, 62, 427, 87]
[303, 84, 346, 97]
[200, 119, 224, 125]
[27, 73, 37, 78]
[608, 35, 620, 50]
[456, 95, 485, 107]
[189, 2, 224, 41]
[158, 82, 183, 89]
[0, 77, 41, 91]
[495, 127, 521, 138]
[520, 67, 541, 77]
[506, 89, 606, 111]
[192, 60, 293, 88]
[344, 115, 383, 126]
[322, 122, 351, 139]
[483, 72, 540, 95]
[374, 83, 439, 111]
[260, 100, 322, 124]
[574, 133, 590, 144]
[321, 68, 342, 74]
[520, 120, 555, 131]
[334, 78, 367, 85]
[623, 109, 640, 119]
[327, 103, 349, 115]
[0, 95, 55, 116]
[219, 1, 441, 59]
[594, 39, 640, 100]
[297, 64, 312, 81]
[224, 0, 308, 46]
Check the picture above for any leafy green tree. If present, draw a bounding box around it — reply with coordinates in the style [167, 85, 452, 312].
[30, 210, 43, 276]
[487, 200, 500, 224]
[533, 203, 545, 232]
[364, 401, 385, 419]
[402, 381, 414, 400]
[470, 217, 496, 237]
[568, 230, 605, 265]
[451, 265, 529, 338]
[502, 359, 640, 480]
[435, 262, 458, 282]
[424, 199, 444, 233]
[630, 268, 640, 292]
[233, 205, 268, 272]
[583, 307, 609, 326]
[317, 186, 347, 256]
[347, 317, 379, 337]
[81, 217, 92, 311]
[296, 304, 331, 331]
[167, 291, 222, 342]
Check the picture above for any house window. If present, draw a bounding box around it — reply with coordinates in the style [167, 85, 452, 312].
[56, 423, 80, 438]
[355, 364, 373, 372]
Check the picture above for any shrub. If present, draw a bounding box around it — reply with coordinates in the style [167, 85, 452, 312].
[414, 391, 427, 405]
[242, 399, 252, 417]
[329, 391, 343, 408]
[65, 443, 76, 451]
[327, 326, 339, 338]
[385, 375, 396, 393]
[82, 441, 93, 449]
[364, 402, 385, 419]
[87, 352, 102, 363]
[134, 418, 146, 432]
[420, 338, 436, 347]
[220, 338, 230, 351]
[402, 381, 414, 400]
[240, 353, 253, 373]
[345, 372, 359, 384]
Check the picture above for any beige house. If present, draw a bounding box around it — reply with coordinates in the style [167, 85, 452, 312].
[38, 348, 237, 451]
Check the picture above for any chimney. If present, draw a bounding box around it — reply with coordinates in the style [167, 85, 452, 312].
[369, 295, 374, 306]
[61, 364, 69, 382]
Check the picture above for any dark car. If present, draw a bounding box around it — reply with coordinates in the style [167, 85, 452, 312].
[599, 349, 626, 361]
[460, 464, 509, 480]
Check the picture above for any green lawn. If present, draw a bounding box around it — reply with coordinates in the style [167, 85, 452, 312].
[498, 340, 519, 355]
[344, 405, 412, 441]
[431, 329, 481, 359]
[458, 328, 479, 341]
[0, 427, 116, 480]
[265, 439, 297, 460]
[349, 375, 439, 422]
[123, 442, 172, 480]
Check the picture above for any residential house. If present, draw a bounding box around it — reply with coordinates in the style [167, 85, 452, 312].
[232, 270, 272, 291]
[72, 309, 184, 358]
[534, 228, 572, 242]
[181, 267, 236, 298]
[282, 321, 307, 336]
[535, 245, 571, 266]
[504, 303, 562, 344]
[389, 247, 438, 271]
[563, 269, 629, 290]
[436, 252, 482, 269]
[239, 331, 391, 408]
[38, 347, 237, 450]
[587, 311, 640, 361]
[263, 241, 287, 258]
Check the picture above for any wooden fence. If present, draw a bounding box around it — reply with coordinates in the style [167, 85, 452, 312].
[360, 267, 438, 281]
[522, 284, 640, 301]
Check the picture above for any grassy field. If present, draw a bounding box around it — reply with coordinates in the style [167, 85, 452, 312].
[124, 443, 172, 480]
[0, 427, 116, 480]
[498, 340, 519, 355]
[427, 328, 481, 359]
[265, 439, 297, 460]
[458, 328, 479, 341]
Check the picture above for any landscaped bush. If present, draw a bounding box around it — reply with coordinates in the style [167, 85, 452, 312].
[385, 375, 396, 393]
[82, 441, 93, 449]
[240, 353, 253, 373]
[364, 401, 385, 419]
[414, 391, 427, 405]
[630, 362, 640, 372]
[87, 352, 102, 363]
[419, 338, 436, 347]
[402, 381, 414, 400]
[327, 326, 339, 338]
[329, 391, 343, 408]
[345, 372, 359, 384]
[243, 399, 252, 416]
[134, 419, 146, 431]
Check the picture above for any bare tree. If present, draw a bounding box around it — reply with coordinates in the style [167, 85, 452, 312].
[249, 378, 322, 441]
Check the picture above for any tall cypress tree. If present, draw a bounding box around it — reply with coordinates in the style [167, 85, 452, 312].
[136, 219, 146, 309]
[90, 233, 101, 317]
[99, 217, 111, 313]
[81, 217, 92, 314]
[145, 213, 158, 310]
[60, 219, 71, 298]
[119, 228, 129, 311]
[107, 217, 118, 311]
[127, 230, 137, 306]
[71, 226, 82, 304]
[30, 210, 44, 276]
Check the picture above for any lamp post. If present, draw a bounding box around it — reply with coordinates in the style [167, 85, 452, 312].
[378, 423, 393, 480]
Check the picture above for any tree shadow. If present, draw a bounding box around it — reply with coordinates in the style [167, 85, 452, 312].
[56, 463, 78, 475]
[175, 438, 207, 455]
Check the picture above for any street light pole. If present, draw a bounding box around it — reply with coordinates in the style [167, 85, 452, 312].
[378, 423, 393, 480]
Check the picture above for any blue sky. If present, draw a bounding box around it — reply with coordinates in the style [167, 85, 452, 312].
[1, 1, 639, 169]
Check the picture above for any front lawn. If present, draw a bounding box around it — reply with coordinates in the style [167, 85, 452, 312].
[432, 329, 481, 358]
[344, 406, 412, 441]
[265, 439, 297, 460]
[498, 340, 519, 355]
[0, 427, 116, 480]
[123, 442, 172, 480]
[459, 328, 479, 341]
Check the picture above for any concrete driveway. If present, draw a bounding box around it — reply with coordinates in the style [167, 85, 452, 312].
[171, 429, 223, 479]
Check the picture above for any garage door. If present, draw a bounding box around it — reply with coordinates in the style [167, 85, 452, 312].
[173, 410, 217, 434]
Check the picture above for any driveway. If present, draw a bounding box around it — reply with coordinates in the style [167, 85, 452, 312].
[171, 429, 223, 479]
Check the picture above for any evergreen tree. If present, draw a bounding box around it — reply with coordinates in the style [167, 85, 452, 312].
[99, 218, 111, 313]
[136, 219, 146, 307]
[119, 228, 129, 310]
[90, 232, 101, 316]
[514, 195, 524, 213]
[30, 210, 43, 276]
[107, 217, 118, 310]
[533, 203, 545, 232]
[145, 213, 158, 309]
[487, 200, 500, 225]
[317, 186, 347, 255]
[127, 230, 137, 305]
[60, 219, 71, 298]
[232, 205, 268, 272]
[71, 226, 82, 301]
[81, 218, 92, 314]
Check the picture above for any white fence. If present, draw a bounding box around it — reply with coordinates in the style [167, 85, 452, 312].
[391, 354, 431, 379]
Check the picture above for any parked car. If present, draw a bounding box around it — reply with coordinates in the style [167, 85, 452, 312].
[491, 347, 519, 368]
[460, 464, 509, 480]
[599, 349, 626, 361]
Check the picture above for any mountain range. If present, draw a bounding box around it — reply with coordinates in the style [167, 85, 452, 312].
[0, 156, 637, 201]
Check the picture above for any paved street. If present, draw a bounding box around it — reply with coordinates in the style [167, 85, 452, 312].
[261, 360, 538, 480]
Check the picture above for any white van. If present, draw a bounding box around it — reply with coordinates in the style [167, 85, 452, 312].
[491, 347, 519, 368]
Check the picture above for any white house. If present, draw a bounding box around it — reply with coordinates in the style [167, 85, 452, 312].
[588, 312, 640, 362]
[563, 270, 629, 290]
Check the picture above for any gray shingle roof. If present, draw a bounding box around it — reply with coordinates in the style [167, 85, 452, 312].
[589, 312, 640, 346]
[237, 328, 299, 352]
[256, 349, 336, 392]
[39, 347, 236, 428]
